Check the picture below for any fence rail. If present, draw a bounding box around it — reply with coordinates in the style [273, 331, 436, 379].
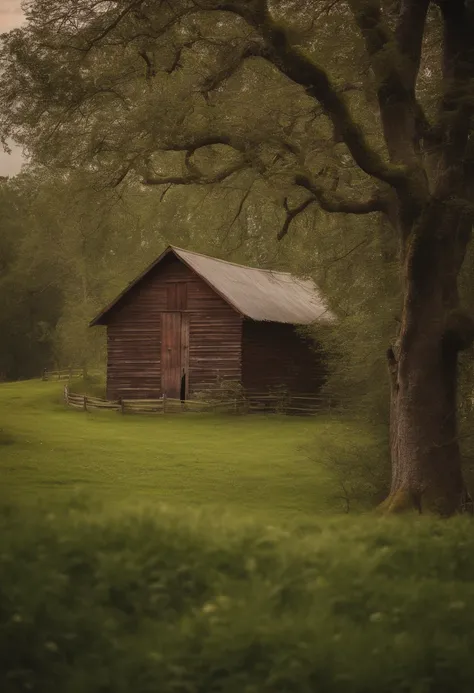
[43, 368, 85, 381]
[63, 385, 345, 416]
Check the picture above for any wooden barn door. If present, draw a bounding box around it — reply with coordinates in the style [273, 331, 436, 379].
[161, 312, 189, 400]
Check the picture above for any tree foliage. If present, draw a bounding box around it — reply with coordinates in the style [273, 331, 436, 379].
[0, 177, 62, 380]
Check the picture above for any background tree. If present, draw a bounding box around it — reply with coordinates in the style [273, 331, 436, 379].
[1, 0, 473, 514]
[0, 176, 62, 380]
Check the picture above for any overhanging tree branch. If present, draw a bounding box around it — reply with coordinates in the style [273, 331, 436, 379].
[277, 171, 389, 240]
[264, 29, 408, 188]
[395, 0, 430, 90]
[437, 1, 474, 169]
[142, 155, 249, 186]
[157, 135, 253, 153]
[348, 0, 432, 162]
[195, 0, 409, 188]
[350, 0, 430, 93]
[294, 172, 390, 215]
[29, 0, 413, 196]
[199, 39, 265, 99]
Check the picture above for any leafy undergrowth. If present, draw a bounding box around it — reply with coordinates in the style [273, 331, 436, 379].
[2, 500, 474, 693]
[67, 374, 106, 399]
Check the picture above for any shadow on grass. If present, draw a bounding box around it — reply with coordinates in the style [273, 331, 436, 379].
[0, 429, 16, 446]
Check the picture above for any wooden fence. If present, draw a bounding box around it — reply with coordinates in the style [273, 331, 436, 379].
[43, 368, 85, 381]
[63, 385, 343, 416]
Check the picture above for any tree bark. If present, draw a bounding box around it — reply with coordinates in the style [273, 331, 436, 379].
[382, 330, 465, 515]
[381, 209, 474, 515]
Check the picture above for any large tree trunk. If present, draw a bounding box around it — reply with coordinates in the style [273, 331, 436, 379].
[381, 211, 474, 515]
[384, 330, 466, 515]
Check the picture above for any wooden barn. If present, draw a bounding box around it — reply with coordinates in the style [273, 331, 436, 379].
[90, 247, 334, 401]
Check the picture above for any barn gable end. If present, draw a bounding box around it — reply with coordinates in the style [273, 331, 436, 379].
[104, 253, 242, 400]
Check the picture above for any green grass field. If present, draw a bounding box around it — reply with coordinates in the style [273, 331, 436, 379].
[0, 378, 377, 521]
[3, 380, 474, 692]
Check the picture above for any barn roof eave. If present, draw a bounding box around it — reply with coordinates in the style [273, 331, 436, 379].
[89, 245, 334, 326]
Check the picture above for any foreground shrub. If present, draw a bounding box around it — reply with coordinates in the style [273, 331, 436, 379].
[304, 418, 391, 512]
[307, 415, 474, 513]
[1, 502, 474, 692]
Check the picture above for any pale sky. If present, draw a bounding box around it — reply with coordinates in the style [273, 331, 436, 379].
[0, 0, 26, 176]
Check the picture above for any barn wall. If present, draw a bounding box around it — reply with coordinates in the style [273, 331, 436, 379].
[241, 320, 325, 395]
[187, 279, 242, 392]
[105, 254, 242, 400]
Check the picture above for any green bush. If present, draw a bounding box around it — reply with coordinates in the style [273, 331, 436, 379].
[67, 373, 106, 399]
[304, 418, 390, 512]
[2, 501, 474, 693]
[192, 377, 246, 411]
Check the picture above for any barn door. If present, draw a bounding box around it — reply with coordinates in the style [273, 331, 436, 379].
[161, 313, 189, 400]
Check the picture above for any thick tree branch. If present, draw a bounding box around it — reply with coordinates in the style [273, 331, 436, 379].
[38, 0, 413, 195]
[395, 0, 430, 91]
[277, 169, 389, 239]
[435, 1, 474, 197]
[263, 30, 408, 188]
[157, 135, 252, 153]
[199, 0, 408, 188]
[142, 153, 249, 186]
[348, 0, 431, 164]
[277, 177, 384, 241]
[294, 172, 390, 215]
[199, 40, 264, 99]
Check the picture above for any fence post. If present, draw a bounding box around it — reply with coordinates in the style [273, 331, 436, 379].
[64, 384, 68, 404]
[163, 394, 167, 414]
[83, 395, 87, 412]
[119, 397, 125, 415]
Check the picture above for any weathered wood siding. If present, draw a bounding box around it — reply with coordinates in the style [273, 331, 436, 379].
[105, 254, 242, 400]
[106, 275, 164, 400]
[186, 278, 242, 392]
[241, 320, 325, 395]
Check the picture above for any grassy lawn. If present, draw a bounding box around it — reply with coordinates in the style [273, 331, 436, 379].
[0, 379, 375, 522]
[3, 380, 474, 692]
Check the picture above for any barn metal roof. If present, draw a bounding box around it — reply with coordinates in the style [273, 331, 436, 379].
[90, 246, 335, 326]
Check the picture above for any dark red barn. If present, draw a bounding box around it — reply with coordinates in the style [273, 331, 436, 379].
[90, 246, 333, 401]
